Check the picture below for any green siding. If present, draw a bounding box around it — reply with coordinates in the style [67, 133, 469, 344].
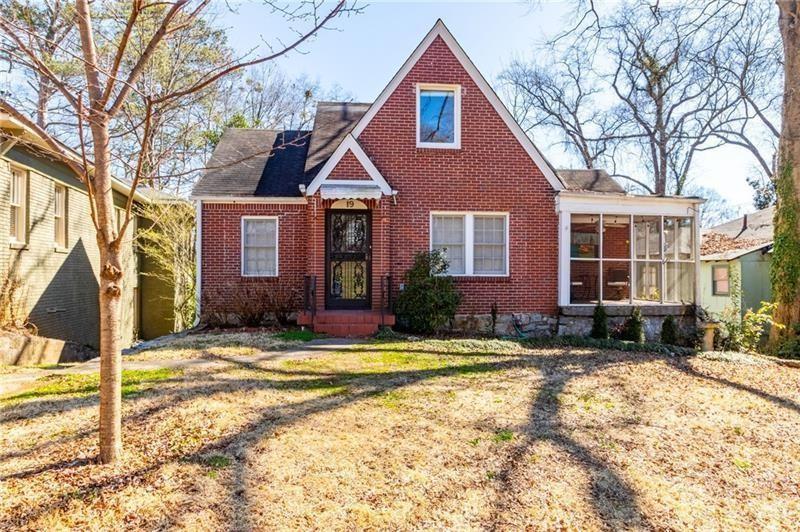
[1, 144, 173, 348]
[700, 250, 772, 319]
[740, 251, 772, 314]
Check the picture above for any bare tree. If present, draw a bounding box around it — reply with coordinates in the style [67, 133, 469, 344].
[502, 46, 625, 173]
[0, 0, 77, 129]
[0, 0, 354, 464]
[508, 0, 763, 196]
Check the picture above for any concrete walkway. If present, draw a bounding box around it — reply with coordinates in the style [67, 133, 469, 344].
[0, 337, 361, 397]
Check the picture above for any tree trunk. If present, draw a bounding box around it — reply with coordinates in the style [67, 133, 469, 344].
[771, 1, 800, 348]
[98, 247, 123, 463]
[91, 119, 125, 464]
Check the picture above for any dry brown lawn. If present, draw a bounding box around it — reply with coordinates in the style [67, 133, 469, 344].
[1, 337, 799, 530]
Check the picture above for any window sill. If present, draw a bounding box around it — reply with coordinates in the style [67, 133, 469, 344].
[450, 275, 510, 282]
[9, 241, 28, 250]
[416, 143, 461, 150]
[54, 246, 69, 254]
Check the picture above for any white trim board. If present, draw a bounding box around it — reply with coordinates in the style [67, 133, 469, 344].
[191, 196, 307, 204]
[348, 19, 565, 191]
[305, 134, 392, 196]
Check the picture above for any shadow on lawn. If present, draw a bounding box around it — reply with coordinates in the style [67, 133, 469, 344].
[2, 340, 799, 530]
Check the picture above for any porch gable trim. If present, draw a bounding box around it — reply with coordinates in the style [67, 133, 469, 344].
[305, 134, 392, 196]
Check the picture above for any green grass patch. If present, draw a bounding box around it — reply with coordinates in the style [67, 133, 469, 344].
[493, 429, 514, 443]
[2, 368, 179, 403]
[378, 390, 407, 409]
[274, 329, 323, 342]
[204, 454, 232, 469]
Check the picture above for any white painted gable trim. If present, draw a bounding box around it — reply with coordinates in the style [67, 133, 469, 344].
[305, 134, 392, 196]
[349, 19, 565, 191]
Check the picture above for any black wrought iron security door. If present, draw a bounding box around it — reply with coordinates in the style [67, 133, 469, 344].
[326, 210, 371, 309]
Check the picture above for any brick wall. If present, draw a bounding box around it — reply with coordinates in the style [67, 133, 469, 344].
[201, 202, 307, 312]
[353, 35, 559, 315]
[328, 150, 371, 180]
[0, 147, 140, 348]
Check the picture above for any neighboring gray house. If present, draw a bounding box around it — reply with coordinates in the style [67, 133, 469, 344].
[700, 206, 774, 318]
[0, 106, 174, 355]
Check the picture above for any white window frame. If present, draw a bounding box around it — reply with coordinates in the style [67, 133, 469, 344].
[241, 215, 279, 278]
[430, 212, 509, 277]
[416, 83, 461, 149]
[9, 166, 27, 244]
[562, 211, 698, 305]
[54, 183, 68, 249]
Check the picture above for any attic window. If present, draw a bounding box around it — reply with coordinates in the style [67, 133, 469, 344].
[417, 84, 461, 149]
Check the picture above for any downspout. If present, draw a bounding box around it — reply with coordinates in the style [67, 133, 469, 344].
[193, 199, 202, 327]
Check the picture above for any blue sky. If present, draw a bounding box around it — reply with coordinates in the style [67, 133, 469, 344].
[221, 1, 758, 213]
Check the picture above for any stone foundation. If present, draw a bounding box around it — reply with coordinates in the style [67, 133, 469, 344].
[451, 312, 558, 337]
[449, 305, 697, 343]
[557, 305, 696, 343]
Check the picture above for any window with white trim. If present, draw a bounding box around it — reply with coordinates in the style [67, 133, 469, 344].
[242, 217, 278, 277]
[9, 167, 27, 244]
[54, 183, 67, 248]
[417, 84, 461, 148]
[431, 213, 508, 276]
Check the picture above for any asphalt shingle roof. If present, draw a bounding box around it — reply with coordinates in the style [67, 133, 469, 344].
[193, 105, 628, 198]
[304, 101, 370, 177]
[193, 102, 369, 198]
[557, 169, 625, 193]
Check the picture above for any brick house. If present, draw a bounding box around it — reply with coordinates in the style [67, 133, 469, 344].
[0, 106, 174, 359]
[193, 20, 704, 337]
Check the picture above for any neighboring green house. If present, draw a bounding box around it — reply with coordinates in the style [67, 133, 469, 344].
[0, 106, 174, 357]
[700, 206, 774, 318]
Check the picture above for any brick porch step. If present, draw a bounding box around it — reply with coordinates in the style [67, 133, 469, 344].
[298, 310, 395, 337]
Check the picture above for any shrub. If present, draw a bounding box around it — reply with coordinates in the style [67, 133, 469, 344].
[201, 284, 299, 328]
[660, 314, 679, 345]
[622, 307, 645, 344]
[0, 269, 30, 332]
[394, 250, 462, 334]
[590, 302, 609, 339]
[720, 301, 779, 353]
[265, 285, 300, 326]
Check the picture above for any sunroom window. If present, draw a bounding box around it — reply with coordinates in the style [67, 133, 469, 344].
[417, 84, 460, 148]
[569, 213, 695, 305]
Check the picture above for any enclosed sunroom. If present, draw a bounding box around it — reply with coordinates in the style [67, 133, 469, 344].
[556, 191, 704, 309]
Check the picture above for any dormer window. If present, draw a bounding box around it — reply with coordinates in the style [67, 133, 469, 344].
[416, 84, 461, 149]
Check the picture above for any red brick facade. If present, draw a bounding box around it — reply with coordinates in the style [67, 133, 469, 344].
[200, 34, 559, 319]
[327, 150, 372, 179]
[201, 202, 307, 309]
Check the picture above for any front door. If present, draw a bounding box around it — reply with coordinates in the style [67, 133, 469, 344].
[326, 210, 371, 309]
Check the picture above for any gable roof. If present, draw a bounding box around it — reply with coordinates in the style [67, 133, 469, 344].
[305, 101, 370, 177]
[193, 20, 570, 199]
[347, 19, 565, 191]
[557, 169, 625, 193]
